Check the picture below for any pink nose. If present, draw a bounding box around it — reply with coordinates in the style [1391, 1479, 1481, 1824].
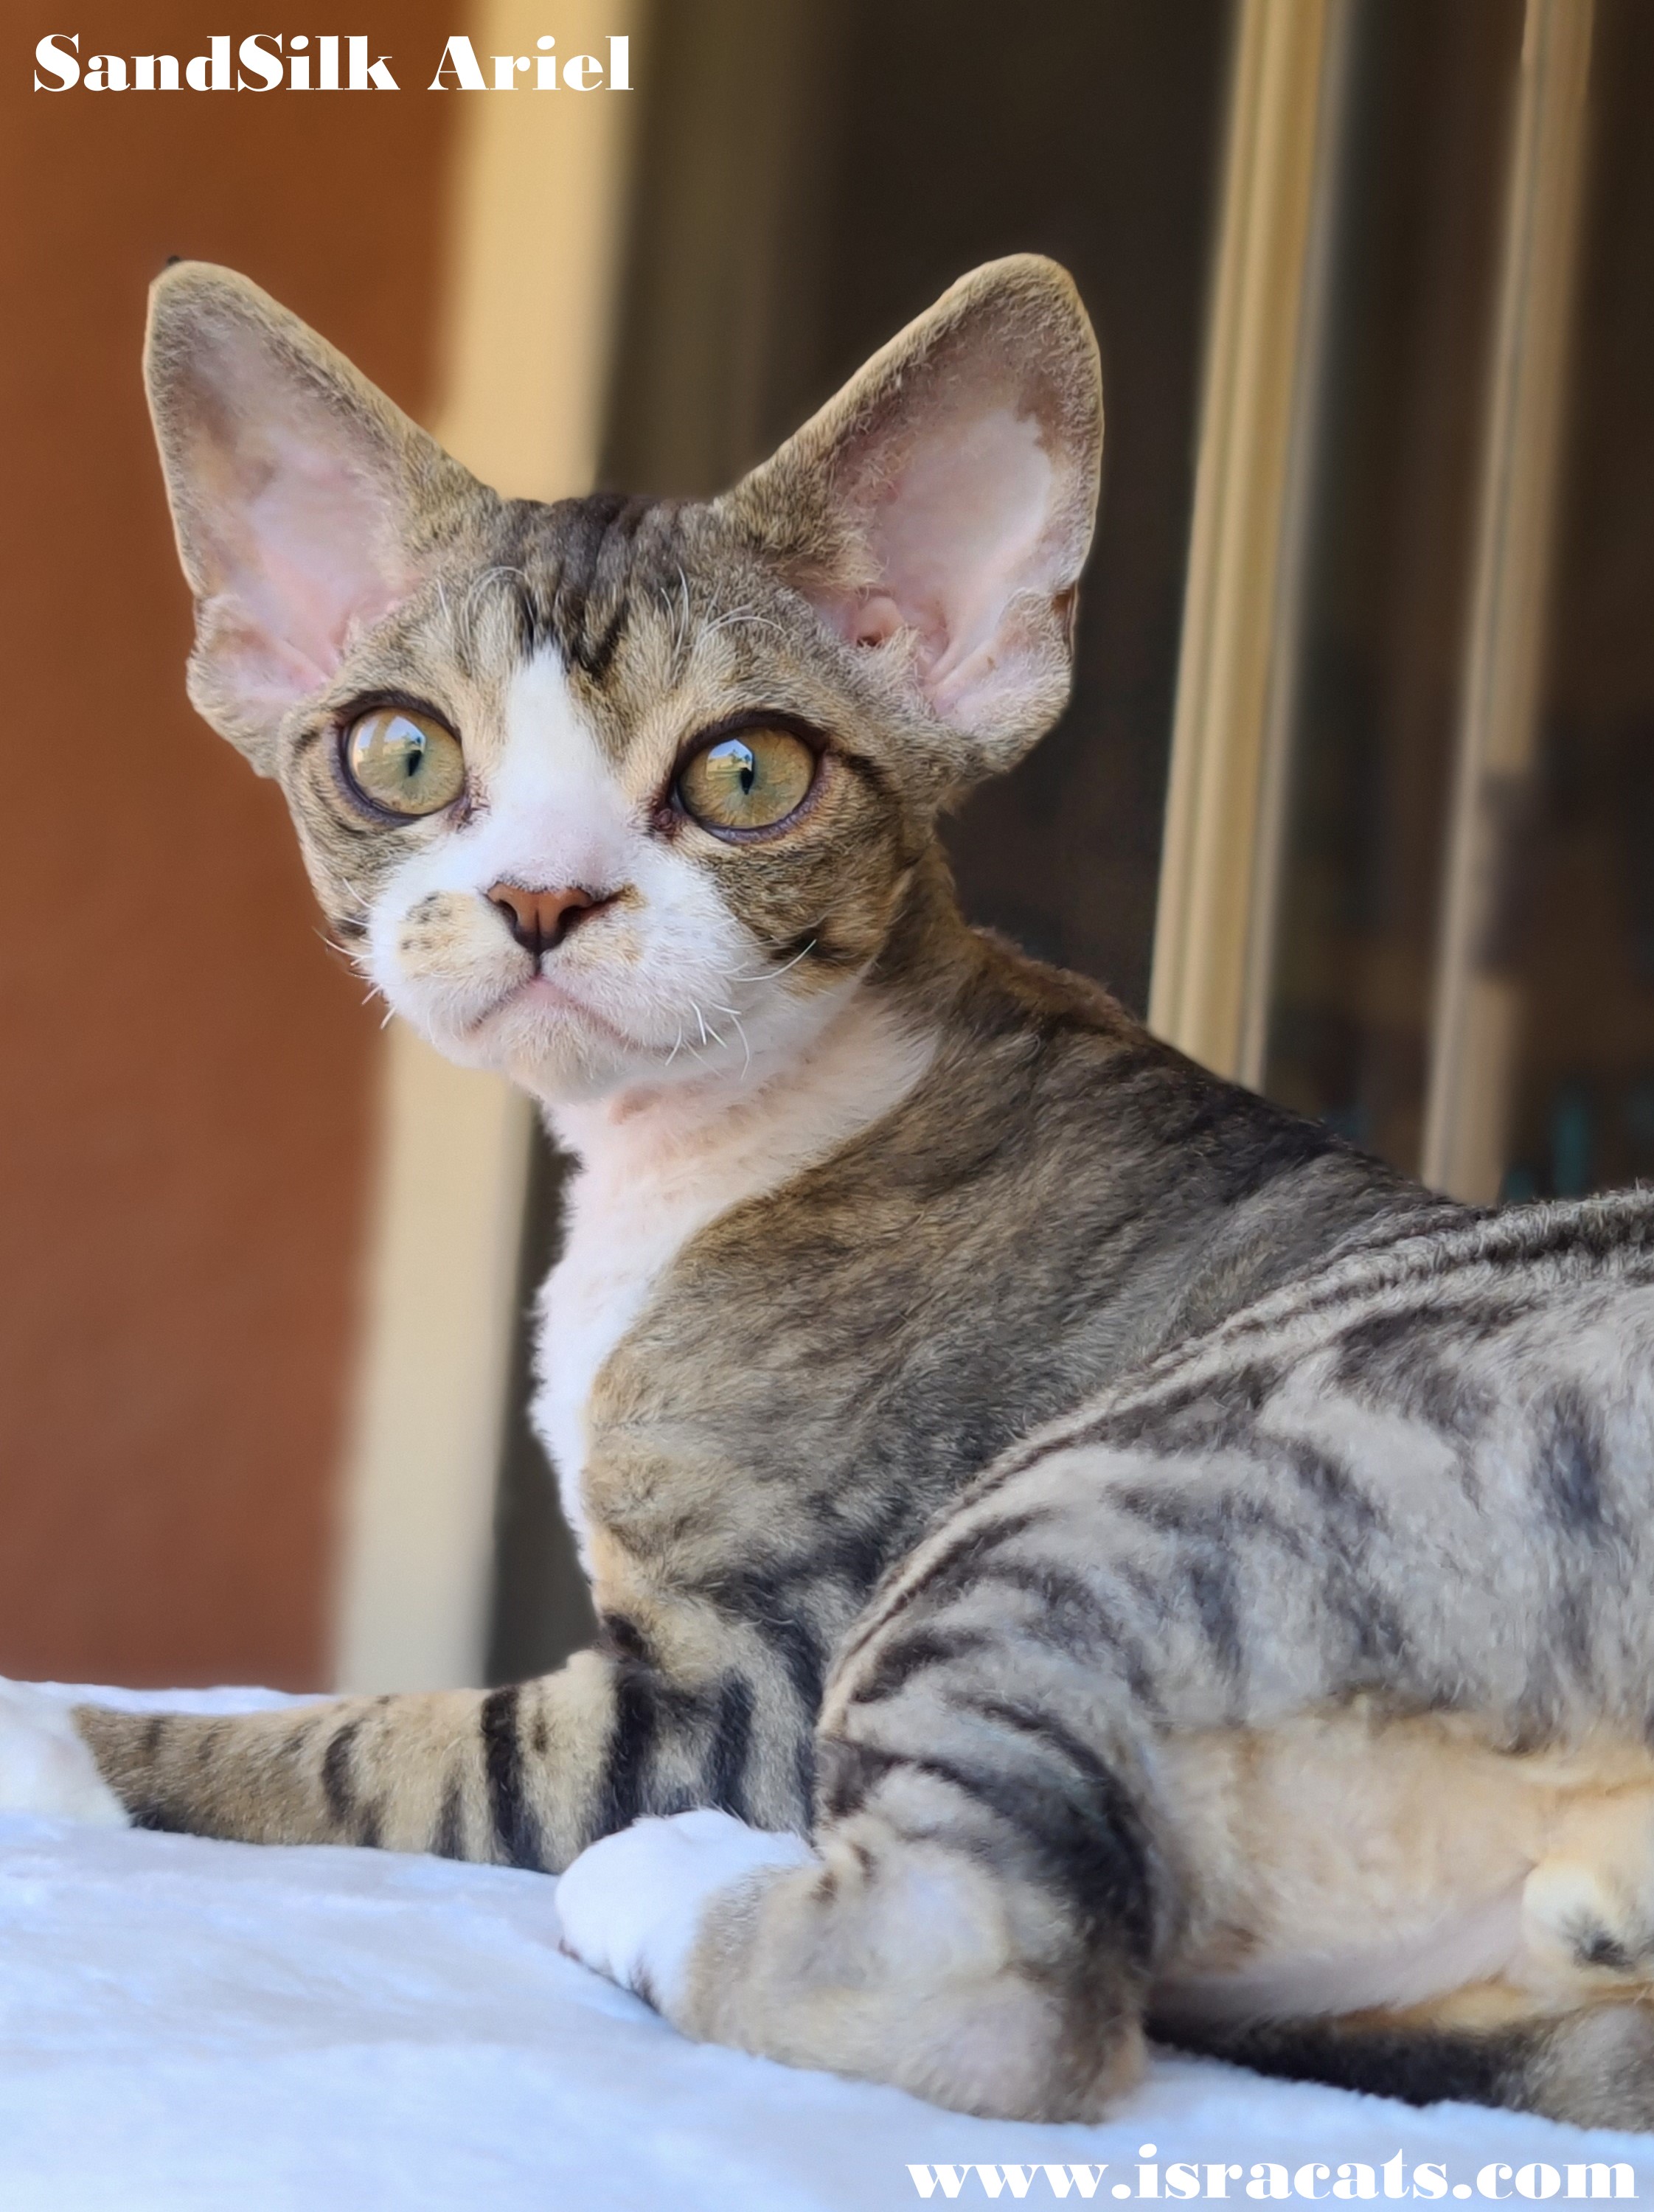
[486, 882, 608, 956]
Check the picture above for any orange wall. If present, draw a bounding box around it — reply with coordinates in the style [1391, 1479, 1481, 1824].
[1, 8, 461, 1687]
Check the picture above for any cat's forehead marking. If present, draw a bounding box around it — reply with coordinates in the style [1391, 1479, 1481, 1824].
[438, 486, 837, 797]
[452, 491, 695, 740]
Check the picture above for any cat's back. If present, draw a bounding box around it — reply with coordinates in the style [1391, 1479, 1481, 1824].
[712, 921, 1455, 1374]
[834, 1183, 1654, 1737]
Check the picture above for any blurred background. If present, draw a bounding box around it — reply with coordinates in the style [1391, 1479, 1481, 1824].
[2, 0, 1649, 1694]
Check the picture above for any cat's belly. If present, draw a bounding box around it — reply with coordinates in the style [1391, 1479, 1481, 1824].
[1151, 1704, 1654, 2024]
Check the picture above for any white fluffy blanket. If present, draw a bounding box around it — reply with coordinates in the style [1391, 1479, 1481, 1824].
[3, 1688, 1650, 2211]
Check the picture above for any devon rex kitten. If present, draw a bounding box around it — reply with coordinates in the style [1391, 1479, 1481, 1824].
[5, 255, 1654, 2129]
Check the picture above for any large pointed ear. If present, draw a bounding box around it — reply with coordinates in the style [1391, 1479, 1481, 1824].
[719, 255, 1102, 780]
[144, 262, 480, 768]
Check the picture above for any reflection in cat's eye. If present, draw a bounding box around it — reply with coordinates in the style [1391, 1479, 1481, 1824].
[677, 726, 816, 835]
[344, 706, 465, 818]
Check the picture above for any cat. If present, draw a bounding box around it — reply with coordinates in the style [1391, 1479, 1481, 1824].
[4, 251, 1654, 2129]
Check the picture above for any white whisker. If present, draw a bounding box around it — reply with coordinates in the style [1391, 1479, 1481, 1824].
[704, 608, 786, 642]
[726, 938, 818, 986]
[463, 564, 530, 627]
[719, 1006, 752, 1076]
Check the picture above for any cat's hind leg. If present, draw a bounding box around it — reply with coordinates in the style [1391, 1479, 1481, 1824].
[556, 1796, 1654, 2130]
[557, 1738, 1154, 2120]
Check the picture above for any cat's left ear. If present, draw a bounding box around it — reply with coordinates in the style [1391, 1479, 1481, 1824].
[144, 262, 481, 770]
[720, 254, 1102, 783]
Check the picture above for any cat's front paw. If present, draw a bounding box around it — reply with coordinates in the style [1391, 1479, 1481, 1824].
[0, 1681, 129, 1826]
[556, 1808, 813, 2017]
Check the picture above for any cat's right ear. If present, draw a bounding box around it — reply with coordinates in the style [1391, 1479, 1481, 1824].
[144, 263, 478, 770]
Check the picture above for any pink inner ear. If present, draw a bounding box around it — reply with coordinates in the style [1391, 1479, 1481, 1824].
[218, 431, 408, 697]
[172, 307, 417, 720]
[816, 400, 1061, 723]
[846, 593, 906, 650]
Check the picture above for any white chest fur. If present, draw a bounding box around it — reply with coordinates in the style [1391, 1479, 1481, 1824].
[531, 987, 937, 1570]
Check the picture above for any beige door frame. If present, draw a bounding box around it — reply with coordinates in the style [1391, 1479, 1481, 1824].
[1148, 0, 1353, 1085]
[1420, 0, 1595, 1203]
[1153, 0, 1596, 1213]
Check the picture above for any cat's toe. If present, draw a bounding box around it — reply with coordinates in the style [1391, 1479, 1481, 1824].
[1522, 1790, 1654, 1995]
[556, 1808, 813, 2015]
[0, 1681, 129, 1826]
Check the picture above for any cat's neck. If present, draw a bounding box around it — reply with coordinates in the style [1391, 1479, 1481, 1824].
[546, 970, 938, 1202]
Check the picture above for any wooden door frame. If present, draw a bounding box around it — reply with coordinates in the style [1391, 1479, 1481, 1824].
[1153, 0, 1597, 1217]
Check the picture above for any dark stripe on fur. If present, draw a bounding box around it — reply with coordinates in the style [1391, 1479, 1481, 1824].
[598, 1612, 655, 1665]
[851, 1624, 997, 1708]
[589, 1663, 664, 1843]
[1183, 1552, 1244, 1678]
[501, 492, 667, 683]
[322, 1719, 361, 1825]
[480, 1685, 543, 1869]
[845, 1512, 1047, 1662]
[706, 1675, 755, 1820]
[715, 1568, 828, 1712]
[820, 1733, 1156, 1964]
[433, 1775, 465, 1860]
[972, 1557, 1165, 1709]
[1535, 1382, 1610, 1534]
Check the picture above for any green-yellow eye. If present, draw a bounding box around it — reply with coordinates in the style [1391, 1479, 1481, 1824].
[344, 707, 465, 818]
[676, 727, 816, 833]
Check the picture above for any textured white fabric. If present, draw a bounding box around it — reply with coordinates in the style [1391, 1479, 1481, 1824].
[3, 1687, 1653, 2211]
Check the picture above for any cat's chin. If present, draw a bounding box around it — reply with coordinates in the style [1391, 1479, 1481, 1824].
[410, 977, 680, 1105]
[494, 974, 638, 1050]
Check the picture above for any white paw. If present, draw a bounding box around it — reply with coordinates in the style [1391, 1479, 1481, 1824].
[0, 1680, 129, 1827]
[557, 1807, 813, 2017]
